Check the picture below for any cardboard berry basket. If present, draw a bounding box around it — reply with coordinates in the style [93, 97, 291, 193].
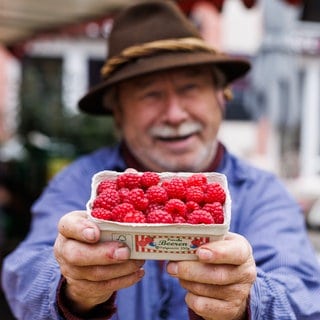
[86, 170, 231, 260]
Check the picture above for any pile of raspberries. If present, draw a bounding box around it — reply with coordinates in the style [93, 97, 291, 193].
[91, 172, 226, 224]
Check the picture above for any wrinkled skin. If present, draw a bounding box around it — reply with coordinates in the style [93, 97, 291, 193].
[113, 66, 224, 172]
[54, 210, 145, 314]
[54, 66, 257, 319]
[167, 233, 256, 320]
[54, 211, 256, 319]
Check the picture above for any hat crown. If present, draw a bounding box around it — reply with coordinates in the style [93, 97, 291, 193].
[78, 0, 250, 114]
[108, 0, 201, 58]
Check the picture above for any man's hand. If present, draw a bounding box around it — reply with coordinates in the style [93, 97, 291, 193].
[167, 232, 256, 320]
[54, 210, 145, 314]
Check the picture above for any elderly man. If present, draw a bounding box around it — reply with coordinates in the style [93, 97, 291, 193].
[2, 1, 320, 319]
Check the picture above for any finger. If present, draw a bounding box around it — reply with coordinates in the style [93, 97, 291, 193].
[185, 292, 243, 320]
[66, 267, 145, 303]
[180, 279, 249, 301]
[124, 168, 138, 173]
[55, 237, 131, 266]
[196, 232, 253, 265]
[58, 211, 100, 243]
[167, 258, 256, 285]
[62, 259, 145, 282]
[167, 261, 239, 285]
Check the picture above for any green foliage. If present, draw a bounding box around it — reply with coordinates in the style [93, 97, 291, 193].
[19, 56, 117, 156]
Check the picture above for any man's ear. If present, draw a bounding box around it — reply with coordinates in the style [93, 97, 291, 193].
[223, 87, 233, 101]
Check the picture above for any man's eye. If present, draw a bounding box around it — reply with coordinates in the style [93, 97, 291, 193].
[181, 84, 197, 92]
[144, 91, 162, 99]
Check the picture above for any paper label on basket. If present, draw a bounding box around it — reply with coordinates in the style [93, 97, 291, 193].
[134, 235, 210, 254]
[109, 233, 210, 254]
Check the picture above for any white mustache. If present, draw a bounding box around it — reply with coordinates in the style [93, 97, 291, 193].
[149, 122, 203, 138]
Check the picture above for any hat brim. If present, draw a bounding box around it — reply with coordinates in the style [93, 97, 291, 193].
[78, 51, 250, 115]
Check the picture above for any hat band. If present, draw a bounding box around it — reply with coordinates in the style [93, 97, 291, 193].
[100, 37, 219, 79]
[100, 37, 233, 101]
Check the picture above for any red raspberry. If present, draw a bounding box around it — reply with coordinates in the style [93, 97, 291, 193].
[112, 203, 136, 222]
[118, 187, 130, 202]
[187, 209, 214, 224]
[204, 182, 226, 204]
[173, 215, 187, 223]
[185, 186, 205, 204]
[126, 188, 149, 211]
[162, 178, 186, 200]
[186, 173, 207, 187]
[203, 203, 224, 224]
[123, 210, 147, 223]
[140, 171, 160, 189]
[165, 199, 187, 218]
[116, 172, 141, 189]
[92, 171, 227, 225]
[185, 201, 201, 214]
[146, 185, 168, 204]
[92, 188, 120, 210]
[147, 209, 173, 223]
[146, 203, 165, 214]
[91, 208, 114, 220]
[96, 179, 117, 194]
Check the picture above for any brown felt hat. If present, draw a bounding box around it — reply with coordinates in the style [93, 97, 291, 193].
[78, 0, 251, 115]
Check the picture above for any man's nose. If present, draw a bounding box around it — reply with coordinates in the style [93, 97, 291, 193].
[163, 93, 188, 124]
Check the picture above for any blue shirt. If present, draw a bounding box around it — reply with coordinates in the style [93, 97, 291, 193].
[2, 144, 320, 319]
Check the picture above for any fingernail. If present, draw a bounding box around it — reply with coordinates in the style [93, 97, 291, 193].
[197, 248, 213, 260]
[83, 228, 96, 241]
[113, 246, 130, 260]
[167, 262, 178, 275]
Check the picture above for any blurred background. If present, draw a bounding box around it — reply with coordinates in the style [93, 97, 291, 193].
[0, 0, 319, 318]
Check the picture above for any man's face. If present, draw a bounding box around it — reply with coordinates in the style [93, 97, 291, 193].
[113, 66, 224, 172]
